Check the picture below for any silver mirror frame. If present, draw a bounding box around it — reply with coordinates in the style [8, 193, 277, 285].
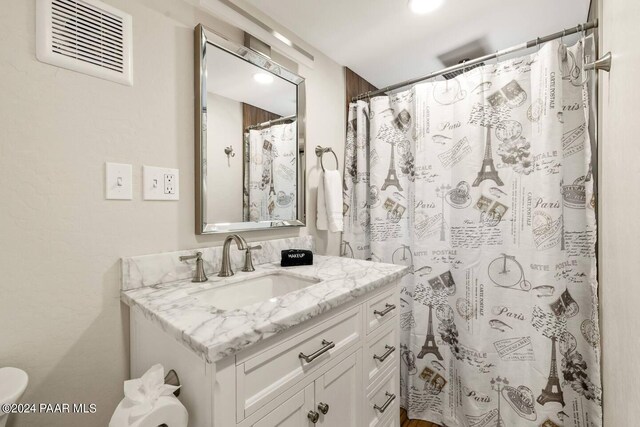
[195, 24, 306, 234]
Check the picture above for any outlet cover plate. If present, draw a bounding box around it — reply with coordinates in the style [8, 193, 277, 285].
[143, 165, 179, 200]
[105, 162, 132, 200]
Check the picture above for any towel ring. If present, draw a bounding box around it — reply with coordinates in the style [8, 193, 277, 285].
[315, 146, 339, 172]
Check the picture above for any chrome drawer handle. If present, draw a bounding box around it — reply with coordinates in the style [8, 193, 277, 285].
[373, 345, 396, 362]
[299, 339, 335, 363]
[374, 303, 396, 317]
[373, 392, 396, 413]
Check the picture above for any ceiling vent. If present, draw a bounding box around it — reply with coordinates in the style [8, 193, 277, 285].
[36, 0, 133, 85]
[438, 38, 489, 80]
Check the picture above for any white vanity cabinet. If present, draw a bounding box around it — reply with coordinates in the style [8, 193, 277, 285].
[129, 280, 400, 427]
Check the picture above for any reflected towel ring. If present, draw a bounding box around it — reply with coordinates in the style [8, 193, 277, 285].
[315, 146, 339, 172]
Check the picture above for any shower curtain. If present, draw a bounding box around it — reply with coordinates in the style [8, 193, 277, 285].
[343, 38, 601, 426]
[245, 121, 297, 222]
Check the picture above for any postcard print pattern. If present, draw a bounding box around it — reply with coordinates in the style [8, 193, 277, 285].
[245, 121, 297, 221]
[342, 38, 601, 427]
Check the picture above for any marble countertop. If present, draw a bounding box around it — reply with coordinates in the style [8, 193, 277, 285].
[121, 255, 408, 363]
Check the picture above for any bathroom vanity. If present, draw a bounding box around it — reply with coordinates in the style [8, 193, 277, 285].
[121, 237, 408, 427]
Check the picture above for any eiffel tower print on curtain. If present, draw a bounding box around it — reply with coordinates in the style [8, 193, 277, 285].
[473, 126, 504, 187]
[417, 304, 443, 360]
[537, 336, 565, 406]
[381, 140, 403, 191]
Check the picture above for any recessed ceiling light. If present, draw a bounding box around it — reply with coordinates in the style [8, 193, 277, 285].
[253, 73, 274, 84]
[408, 0, 444, 14]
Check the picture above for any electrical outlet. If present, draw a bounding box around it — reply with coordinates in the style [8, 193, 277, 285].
[164, 174, 176, 194]
[143, 165, 179, 200]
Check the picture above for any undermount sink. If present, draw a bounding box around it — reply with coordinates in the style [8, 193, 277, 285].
[193, 272, 321, 311]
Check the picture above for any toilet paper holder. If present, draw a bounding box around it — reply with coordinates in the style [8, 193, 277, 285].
[164, 369, 180, 397]
[156, 369, 181, 427]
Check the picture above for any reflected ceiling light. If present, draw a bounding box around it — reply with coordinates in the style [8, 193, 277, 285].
[253, 73, 274, 84]
[273, 31, 293, 47]
[408, 0, 443, 14]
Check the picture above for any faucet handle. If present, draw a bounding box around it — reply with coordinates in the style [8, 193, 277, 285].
[179, 251, 203, 262]
[242, 245, 262, 272]
[179, 252, 208, 282]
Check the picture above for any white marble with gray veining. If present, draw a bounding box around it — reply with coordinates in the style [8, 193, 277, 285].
[121, 255, 409, 362]
[121, 236, 314, 290]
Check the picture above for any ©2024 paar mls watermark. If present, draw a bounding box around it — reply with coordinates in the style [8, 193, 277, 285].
[2, 403, 97, 414]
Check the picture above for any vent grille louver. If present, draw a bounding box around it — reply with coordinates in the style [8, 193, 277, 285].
[442, 61, 484, 80]
[36, 0, 132, 85]
[438, 38, 489, 80]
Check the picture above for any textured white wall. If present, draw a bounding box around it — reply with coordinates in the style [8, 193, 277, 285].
[598, 0, 640, 424]
[206, 92, 244, 223]
[0, 0, 345, 425]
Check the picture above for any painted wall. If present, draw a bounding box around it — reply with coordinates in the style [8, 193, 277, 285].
[597, 0, 640, 424]
[206, 92, 244, 223]
[0, 0, 345, 426]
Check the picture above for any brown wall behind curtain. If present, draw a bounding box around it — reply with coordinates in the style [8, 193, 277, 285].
[345, 67, 377, 112]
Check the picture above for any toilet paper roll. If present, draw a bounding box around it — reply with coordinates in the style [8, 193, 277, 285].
[109, 395, 188, 427]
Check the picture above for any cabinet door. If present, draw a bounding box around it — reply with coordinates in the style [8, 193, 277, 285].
[314, 350, 363, 427]
[252, 383, 314, 427]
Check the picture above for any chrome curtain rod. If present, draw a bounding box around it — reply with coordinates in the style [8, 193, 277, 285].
[352, 19, 598, 101]
[246, 114, 297, 130]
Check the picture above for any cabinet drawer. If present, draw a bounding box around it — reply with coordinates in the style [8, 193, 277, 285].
[379, 410, 400, 427]
[366, 367, 399, 427]
[365, 322, 399, 388]
[237, 306, 362, 419]
[366, 288, 398, 335]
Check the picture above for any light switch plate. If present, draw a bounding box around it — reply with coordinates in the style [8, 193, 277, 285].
[143, 165, 179, 200]
[105, 162, 132, 200]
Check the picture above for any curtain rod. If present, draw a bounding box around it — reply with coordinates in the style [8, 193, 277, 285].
[246, 114, 297, 130]
[352, 19, 598, 101]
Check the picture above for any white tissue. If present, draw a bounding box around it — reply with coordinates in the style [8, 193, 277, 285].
[123, 364, 179, 418]
[110, 364, 186, 427]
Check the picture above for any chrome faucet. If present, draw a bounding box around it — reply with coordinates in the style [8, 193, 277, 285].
[218, 234, 263, 277]
[179, 252, 208, 282]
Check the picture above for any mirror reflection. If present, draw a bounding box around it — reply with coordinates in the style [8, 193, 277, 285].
[202, 38, 302, 231]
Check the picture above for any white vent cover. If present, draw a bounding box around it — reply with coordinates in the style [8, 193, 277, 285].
[36, 0, 132, 85]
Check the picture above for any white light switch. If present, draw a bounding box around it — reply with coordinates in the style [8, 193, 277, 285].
[143, 165, 179, 201]
[105, 162, 132, 200]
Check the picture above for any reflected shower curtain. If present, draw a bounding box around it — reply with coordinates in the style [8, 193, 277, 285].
[245, 121, 297, 221]
[343, 39, 601, 426]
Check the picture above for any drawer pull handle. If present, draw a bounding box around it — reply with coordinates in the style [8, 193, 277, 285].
[373, 392, 396, 413]
[317, 402, 329, 414]
[307, 410, 320, 423]
[374, 303, 396, 317]
[373, 345, 396, 362]
[299, 339, 335, 363]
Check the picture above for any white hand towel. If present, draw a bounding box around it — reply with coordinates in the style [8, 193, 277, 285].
[323, 169, 343, 232]
[316, 171, 329, 231]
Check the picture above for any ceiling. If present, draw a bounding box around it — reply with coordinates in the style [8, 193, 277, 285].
[243, 0, 591, 88]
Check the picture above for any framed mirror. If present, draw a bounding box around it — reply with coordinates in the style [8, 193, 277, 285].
[195, 24, 306, 234]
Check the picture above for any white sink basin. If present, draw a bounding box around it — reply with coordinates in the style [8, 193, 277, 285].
[193, 272, 321, 311]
